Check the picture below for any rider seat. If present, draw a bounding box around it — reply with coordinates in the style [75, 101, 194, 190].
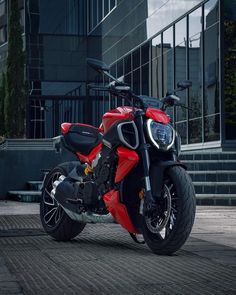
[63, 124, 102, 155]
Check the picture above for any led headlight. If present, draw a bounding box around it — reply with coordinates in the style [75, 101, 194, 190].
[146, 119, 175, 150]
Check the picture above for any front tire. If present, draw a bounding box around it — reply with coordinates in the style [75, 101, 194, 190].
[40, 162, 86, 241]
[142, 166, 196, 255]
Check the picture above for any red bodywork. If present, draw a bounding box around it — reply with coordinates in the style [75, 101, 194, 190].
[115, 147, 139, 183]
[76, 143, 102, 165]
[145, 108, 170, 124]
[61, 105, 168, 233]
[103, 190, 138, 233]
[61, 122, 99, 135]
[101, 106, 134, 132]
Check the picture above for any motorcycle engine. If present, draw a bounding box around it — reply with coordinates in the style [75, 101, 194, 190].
[53, 146, 117, 215]
[92, 146, 117, 196]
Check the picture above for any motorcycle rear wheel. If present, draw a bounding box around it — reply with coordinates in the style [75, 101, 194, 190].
[142, 166, 196, 255]
[40, 162, 86, 241]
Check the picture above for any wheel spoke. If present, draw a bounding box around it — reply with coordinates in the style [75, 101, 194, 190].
[54, 206, 62, 224]
[42, 170, 66, 227]
[43, 188, 55, 206]
[44, 207, 57, 225]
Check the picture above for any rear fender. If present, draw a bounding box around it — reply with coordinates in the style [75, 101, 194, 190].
[150, 161, 186, 198]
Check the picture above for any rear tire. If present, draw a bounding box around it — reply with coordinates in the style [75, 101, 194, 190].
[40, 162, 86, 241]
[142, 166, 196, 255]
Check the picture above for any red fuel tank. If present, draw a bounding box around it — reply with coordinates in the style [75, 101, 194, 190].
[101, 106, 134, 133]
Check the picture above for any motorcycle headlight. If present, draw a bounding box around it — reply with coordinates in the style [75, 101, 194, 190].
[146, 119, 175, 151]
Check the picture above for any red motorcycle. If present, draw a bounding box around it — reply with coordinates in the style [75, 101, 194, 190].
[40, 58, 196, 255]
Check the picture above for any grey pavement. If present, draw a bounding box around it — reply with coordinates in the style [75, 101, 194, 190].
[0, 201, 235, 295]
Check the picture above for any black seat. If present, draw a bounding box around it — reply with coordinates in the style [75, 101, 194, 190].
[63, 124, 102, 155]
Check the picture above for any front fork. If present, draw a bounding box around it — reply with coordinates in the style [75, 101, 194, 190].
[135, 110, 155, 215]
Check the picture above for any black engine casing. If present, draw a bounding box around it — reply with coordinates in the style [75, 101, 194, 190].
[54, 178, 98, 213]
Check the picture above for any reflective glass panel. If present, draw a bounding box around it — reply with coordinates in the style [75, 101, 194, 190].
[141, 42, 150, 65]
[141, 63, 150, 95]
[223, 0, 236, 140]
[132, 48, 140, 70]
[189, 118, 202, 143]
[93, 0, 98, 28]
[124, 73, 131, 88]
[117, 59, 123, 78]
[204, 114, 220, 142]
[124, 54, 131, 74]
[204, 0, 219, 116]
[133, 68, 140, 94]
[110, 0, 116, 10]
[110, 64, 116, 77]
[189, 7, 203, 119]
[175, 18, 187, 121]
[151, 35, 162, 98]
[176, 121, 187, 145]
[104, 0, 109, 17]
[163, 27, 173, 96]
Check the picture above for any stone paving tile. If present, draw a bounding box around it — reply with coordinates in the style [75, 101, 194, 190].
[0, 217, 235, 294]
[0, 208, 236, 294]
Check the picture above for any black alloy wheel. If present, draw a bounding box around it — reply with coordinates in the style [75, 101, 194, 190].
[40, 163, 86, 241]
[142, 166, 196, 255]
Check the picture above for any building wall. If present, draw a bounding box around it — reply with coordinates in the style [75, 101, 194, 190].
[93, 0, 222, 149]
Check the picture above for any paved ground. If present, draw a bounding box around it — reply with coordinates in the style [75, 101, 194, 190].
[0, 202, 236, 295]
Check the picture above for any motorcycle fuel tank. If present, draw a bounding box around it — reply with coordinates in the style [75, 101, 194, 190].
[101, 106, 134, 133]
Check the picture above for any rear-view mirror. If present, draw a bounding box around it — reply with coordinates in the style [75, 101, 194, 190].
[87, 58, 110, 73]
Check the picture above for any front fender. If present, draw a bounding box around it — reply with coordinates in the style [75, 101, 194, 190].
[150, 161, 186, 198]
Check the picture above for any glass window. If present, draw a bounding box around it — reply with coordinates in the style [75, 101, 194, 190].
[133, 68, 140, 94]
[92, 0, 98, 28]
[0, 26, 6, 45]
[204, 114, 220, 142]
[189, 118, 202, 144]
[204, 0, 219, 29]
[141, 42, 150, 65]
[124, 73, 131, 88]
[151, 35, 162, 98]
[28, 0, 39, 13]
[88, 0, 93, 31]
[176, 121, 187, 145]
[175, 18, 187, 122]
[98, 1, 103, 22]
[204, 1, 219, 116]
[110, 64, 116, 77]
[124, 54, 131, 74]
[0, 0, 6, 16]
[110, 0, 116, 10]
[189, 7, 203, 119]
[117, 59, 123, 78]
[141, 63, 149, 95]
[29, 13, 39, 34]
[132, 48, 140, 70]
[104, 0, 109, 17]
[223, 0, 236, 140]
[163, 27, 173, 96]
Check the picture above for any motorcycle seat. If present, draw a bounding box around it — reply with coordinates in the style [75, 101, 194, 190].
[63, 124, 102, 155]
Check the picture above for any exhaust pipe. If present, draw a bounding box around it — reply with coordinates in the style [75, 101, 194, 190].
[50, 175, 115, 224]
[62, 207, 114, 224]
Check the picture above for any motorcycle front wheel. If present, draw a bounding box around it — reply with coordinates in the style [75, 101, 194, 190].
[142, 166, 196, 255]
[40, 162, 86, 241]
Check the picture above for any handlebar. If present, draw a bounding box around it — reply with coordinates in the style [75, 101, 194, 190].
[87, 58, 192, 112]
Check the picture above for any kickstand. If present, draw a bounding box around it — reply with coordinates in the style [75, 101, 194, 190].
[129, 233, 145, 244]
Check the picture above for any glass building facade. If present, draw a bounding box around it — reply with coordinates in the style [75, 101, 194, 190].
[0, 0, 235, 150]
